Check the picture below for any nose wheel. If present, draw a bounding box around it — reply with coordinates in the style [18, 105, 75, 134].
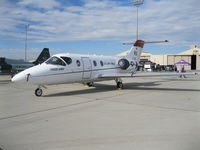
[35, 88, 43, 97]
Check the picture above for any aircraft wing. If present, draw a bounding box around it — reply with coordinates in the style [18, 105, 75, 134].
[98, 72, 199, 78]
[132, 72, 199, 77]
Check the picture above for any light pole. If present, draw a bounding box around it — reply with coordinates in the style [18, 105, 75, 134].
[133, 0, 144, 40]
[25, 24, 30, 62]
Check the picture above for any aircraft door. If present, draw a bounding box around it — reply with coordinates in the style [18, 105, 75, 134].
[81, 57, 92, 79]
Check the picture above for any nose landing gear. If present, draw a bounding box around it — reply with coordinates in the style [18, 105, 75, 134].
[35, 88, 43, 97]
[34, 85, 46, 97]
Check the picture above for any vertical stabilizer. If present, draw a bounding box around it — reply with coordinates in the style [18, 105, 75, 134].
[124, 40, 144, 63]
[124, 40, 168, 62]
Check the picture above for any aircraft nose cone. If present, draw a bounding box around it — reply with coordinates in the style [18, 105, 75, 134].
[11, 72, 26, 83]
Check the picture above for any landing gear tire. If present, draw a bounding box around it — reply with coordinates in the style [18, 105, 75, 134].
[117, 82, 123, 89]
[86, 82, 94, 87]
[35, 88, 43, 97]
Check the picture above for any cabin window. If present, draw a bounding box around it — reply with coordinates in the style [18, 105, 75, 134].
[61, 57, 72, 65]
[100, 61, 103, 66]
[93, 60, 97, 66]
[46, 56, 66, 66]
[76, 60, 81, 67]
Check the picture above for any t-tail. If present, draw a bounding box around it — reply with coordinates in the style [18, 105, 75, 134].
[124, 40, 168, 62]
[33, 48, 50, 65]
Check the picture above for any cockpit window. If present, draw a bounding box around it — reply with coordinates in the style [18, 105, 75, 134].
[46, 56, 66, 66]
[61, 57, 72, 65]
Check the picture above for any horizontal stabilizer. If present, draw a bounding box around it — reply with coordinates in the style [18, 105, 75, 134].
[123, 40, 168, 48]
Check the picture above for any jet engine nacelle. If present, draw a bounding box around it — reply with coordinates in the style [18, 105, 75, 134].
[118, 58, 130, 70]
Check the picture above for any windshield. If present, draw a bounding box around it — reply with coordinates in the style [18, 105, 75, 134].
[61, 57, 72, 65]
[45, 56, 66, 66]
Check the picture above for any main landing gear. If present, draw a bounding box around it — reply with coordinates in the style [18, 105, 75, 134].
[115, 78, 123, 89]
[117, 82, 123, 89]
[84, 82, 94, 87]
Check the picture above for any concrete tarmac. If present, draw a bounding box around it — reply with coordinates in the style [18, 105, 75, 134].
[0, 75, 200, 150]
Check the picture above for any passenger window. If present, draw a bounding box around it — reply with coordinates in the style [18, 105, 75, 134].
[100, 61, 103, 66]
[61, 57, 72, 65]
[46, 56, 66, 66]
[93, 60, 97, 66]
[76, 60, 81, 67]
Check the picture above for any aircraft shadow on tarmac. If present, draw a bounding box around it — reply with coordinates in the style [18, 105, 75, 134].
[44, 81, 200, 97]
[161, 77, 200, 82]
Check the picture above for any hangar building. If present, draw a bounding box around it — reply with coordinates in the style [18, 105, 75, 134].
[118, 45, 200, 70]
[141, 45, 200, 70]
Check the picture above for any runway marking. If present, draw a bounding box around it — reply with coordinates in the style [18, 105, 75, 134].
[0, 91, 133, 121]
[0, 99, 100, 121]
[103, 98, 200, 113]
[91, 87, 200, 113]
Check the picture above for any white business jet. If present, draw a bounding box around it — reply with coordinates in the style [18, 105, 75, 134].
[11, 40, 199, 96]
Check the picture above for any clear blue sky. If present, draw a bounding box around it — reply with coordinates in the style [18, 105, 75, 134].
[0, 0, 200, 59]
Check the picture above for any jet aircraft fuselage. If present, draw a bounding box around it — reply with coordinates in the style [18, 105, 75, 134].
[12, 53, 137, 85]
